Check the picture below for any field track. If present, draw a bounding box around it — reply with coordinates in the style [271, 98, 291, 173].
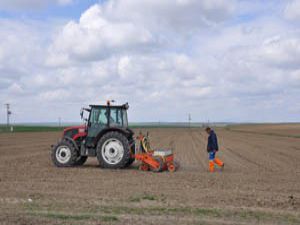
[0, 127, 299, 224]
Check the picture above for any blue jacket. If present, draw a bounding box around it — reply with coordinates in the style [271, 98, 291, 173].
[207, 130, 219, 152]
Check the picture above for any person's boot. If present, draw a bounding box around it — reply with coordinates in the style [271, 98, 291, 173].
[214, 158, 223, 166]
[214, 158, 224, 171]
[209, 161, 214, 172]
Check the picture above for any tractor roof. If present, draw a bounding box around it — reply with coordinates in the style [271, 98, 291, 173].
[89, 103, 129, 109]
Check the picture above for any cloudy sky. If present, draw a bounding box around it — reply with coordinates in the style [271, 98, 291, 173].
[0, 0, 300, 123]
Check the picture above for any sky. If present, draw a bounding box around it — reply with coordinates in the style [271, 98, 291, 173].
[0, 0, 300, 124]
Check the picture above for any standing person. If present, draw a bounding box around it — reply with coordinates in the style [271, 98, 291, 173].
[205, 127, 224, 172]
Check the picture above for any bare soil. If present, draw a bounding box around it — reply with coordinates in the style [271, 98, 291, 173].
[227, 123, 300, 137]
[0, 127, 299, 224]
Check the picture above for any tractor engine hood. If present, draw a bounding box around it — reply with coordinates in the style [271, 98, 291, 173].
[63, 125, 86, 133]
[63, 124, 86, 138]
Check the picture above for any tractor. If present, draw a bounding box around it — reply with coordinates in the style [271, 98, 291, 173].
[51, 101, 135, 169]
[51, 101, 178, 172]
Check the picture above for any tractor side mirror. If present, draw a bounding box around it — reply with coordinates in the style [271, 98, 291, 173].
[124, 102, 129, 110]
[80, 108, 89, 122]
[80, 109, 84, 119]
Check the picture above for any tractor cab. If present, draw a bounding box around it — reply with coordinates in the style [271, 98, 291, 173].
[81, 102, 129, 127]
[82, 102, 131, 147]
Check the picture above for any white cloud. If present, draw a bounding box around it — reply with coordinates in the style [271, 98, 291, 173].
[47, 1, 236, 65]
[1, 0, 300, 123]
[105, 0, 235, 28]
[7, 83, 24, 95]
[118, 56, 131, 79]
[39, 89, 70, 101]
[0, 20, 45, 89]
[261, 36, 300, 69]
[284, 0, 300, 21]
[0, 0, 73, 11]
[47, 4, 154, 66]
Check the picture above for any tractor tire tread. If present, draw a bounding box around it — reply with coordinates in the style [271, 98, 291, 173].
[96, 131, 131, 169]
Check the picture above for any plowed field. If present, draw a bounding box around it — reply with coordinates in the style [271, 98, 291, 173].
[0, 126, 299, 224]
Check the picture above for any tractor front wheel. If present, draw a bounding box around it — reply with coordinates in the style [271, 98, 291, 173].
[51, 140, 78, 167]
[96, 132, 131, 169]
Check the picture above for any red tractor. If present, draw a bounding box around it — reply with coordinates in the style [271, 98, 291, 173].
[51, 102, 135, 168]
[51, 101, 178, 172]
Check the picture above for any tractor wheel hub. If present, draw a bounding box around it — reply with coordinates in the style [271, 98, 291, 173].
[56, 146, 71, 164]
[101, 138, 124, 165]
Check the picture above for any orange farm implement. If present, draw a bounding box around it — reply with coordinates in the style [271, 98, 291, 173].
[133, 132, 179, 172]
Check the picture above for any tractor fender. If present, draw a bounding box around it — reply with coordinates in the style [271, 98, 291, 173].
[62, 136, 79, 151]
[93, 127, 133, 146]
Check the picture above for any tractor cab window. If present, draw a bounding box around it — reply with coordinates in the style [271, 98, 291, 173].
[110, 108, 127, 127]
[122, 109, 128, 127]
[90, 108, 108, 125]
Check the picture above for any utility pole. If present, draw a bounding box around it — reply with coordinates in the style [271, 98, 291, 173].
[188, 113, 191, 128]
[5, 103, 12, 128]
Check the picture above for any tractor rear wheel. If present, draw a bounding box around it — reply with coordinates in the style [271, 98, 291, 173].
[96, 131, 131, 169]
[51, 140, 78, 167]
[125, 141, 135, 167]
[125, 158, 135, 167]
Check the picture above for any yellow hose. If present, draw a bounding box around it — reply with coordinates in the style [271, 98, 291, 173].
[141, 137, 151, 152]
